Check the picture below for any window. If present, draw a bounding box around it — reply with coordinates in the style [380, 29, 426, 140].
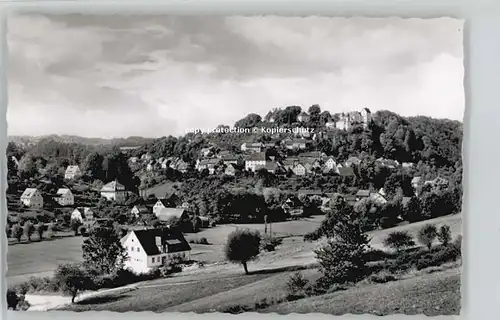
[152, 257, 155, 263]
[137, 247, 140, 252]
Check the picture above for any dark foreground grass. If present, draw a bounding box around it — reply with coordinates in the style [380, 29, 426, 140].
[59, 272, 275, 312]
[265, 267, 461, 316]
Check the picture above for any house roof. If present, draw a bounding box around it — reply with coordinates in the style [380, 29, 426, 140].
[65, 165, 80, 173]
[21, 188, 39, 199]
[156, 207, 186, 222]
[246, 152, 267, 161]
[356, 190, 370, 197]
[133, 205, 150, 214]
[338, 167, 355, 176]
[101, 180, 125, 192]
[56, 188, 72, 195]
[298, 189, 323, 196]
[128, 228, 191, 256]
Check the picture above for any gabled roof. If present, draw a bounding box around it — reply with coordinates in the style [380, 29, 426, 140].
[128, 228, 191, 256]
[133, 205, 150, 214]
[56, 188, 72, 196]
[101, 180, 125, 192]
[338, 167, 355, 176]
[21, 188, 39, 199]
[65, 165, 80, 173]
[356, 190, 370, 198]
[156, 207, 187, 222]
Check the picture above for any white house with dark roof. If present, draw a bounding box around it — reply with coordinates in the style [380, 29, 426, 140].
[121, 227, 191, 274]
[131, 205, 150, 217]
[54, 188, 74, 206]
[245, 152, 268, 172]
[20, 188, 43, 209]
[100, 180, 127, 203]
[64, 165, 81, 180]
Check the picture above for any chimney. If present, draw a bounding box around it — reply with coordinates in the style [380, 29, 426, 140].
[155, 236, 162, 248]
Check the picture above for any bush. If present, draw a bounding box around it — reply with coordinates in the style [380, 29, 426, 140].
[7, 289, 20, 310]
[260, 235, 283, 252]
[189, 237, 210, 245]
[78, 225, 88, 236]
[369, 271, 398, 284]
[286, 272, 309, 300]
[415, 245, 461, 270]
[383, 231, 415, 252]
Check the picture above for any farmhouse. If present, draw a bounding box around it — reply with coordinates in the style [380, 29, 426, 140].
[153, 199, 169, 215]
[224, 163, 242, 176]
[121, 227, 191, 274]
[20, 188, 44, 209]
[71, 207, 95, 224]
[245, 152, 268, 172]
[291, 163, 307, 176]
[100, 180, 127, 204]
[131, 205, 150, 217]
[54, 188, 74, 206]
[196, 158, 222, 174]
[64, 165, 81, 180]
[155, 207, 189, 223]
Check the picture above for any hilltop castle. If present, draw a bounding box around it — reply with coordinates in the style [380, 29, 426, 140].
[334, 108, 372, 130]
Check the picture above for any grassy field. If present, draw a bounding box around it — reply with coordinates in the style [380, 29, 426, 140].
[7, 213, 462, 287]
[140, 181, 182, 199]
[266, 267, 461, 316]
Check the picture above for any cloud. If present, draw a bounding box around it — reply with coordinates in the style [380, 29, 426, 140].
[6, 14, 464, 138]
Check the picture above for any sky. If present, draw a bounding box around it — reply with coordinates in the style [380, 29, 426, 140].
[7, 14, 464, 139]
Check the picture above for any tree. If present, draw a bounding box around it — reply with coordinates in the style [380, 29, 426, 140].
[70, 218, 83, 236]
[314, 212, 370, 285]
[437, 225, 452, 246]
[224, 229, 261, 275]
[12, 224, 23, 242]
[82, 226, 128, 275]
[81, 152, 104, 181]
[54, 263, 94, 303]
[417, 224, 438, 250]
[23, 221, 35, 242]
[35, 222, 45, 240]
[383, 231, 415, 252]
[6, 289, 20, 310]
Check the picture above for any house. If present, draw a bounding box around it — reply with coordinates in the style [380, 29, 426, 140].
[284, 139, 307, 150]
[411, 176, 423, 195]
[64, 165, 81, 180]
[121, 227, 191, 274]
[338, 166, 355, 177]
[199, 216, 210, 228]
[324, 157, 339, 171]
[345, 156, 361, 167]
[54, 188, 74, 206]
[20, 188, 43, 209]
[155, 207, 189, 223]
[355, 189, 371, 200]
[297, 112, 310, 122]
[200, 147, 214, 158]
[71, 207, 95, 224]
[370, 192, 388, 206]
[153, 199, 169, 215]
[141, 153, 152, 161]
[196, 158, 222, 174]
[292, 163, 307, 176]
[100, 180, 127, 204]
[241, 142, 264, 153]
[11, 156, 19, 168]
[325, 121, 336, 129]
[224, 163, 240, 176]
[245, 152, 268, 172]
[131, 205, 150, 217]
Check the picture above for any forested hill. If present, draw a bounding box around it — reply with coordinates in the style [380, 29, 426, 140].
[7, 107, 462, 174]
[132, 108, 462, 170]
[8, 135, 155, 148]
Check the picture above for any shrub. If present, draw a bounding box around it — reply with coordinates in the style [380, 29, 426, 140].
[383, 231, 415, 252]
[437, 225, 452, 246]
[189, 237, 210, 245]
[417, 224, 438, 250]
[78, 225, 88, 237]
[35, 222, 45, 240]
[415, 245, 462, 270]
[23, 222, 35, 242]
[286, 271, 309, 300]
[261, 235, 283, 252]
[369, 271, 398, 284]
[12, 224, 23, 242]
[54, 263, 94, 303]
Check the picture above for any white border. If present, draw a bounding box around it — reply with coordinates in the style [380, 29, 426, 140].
[2, 1, 500, 319]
